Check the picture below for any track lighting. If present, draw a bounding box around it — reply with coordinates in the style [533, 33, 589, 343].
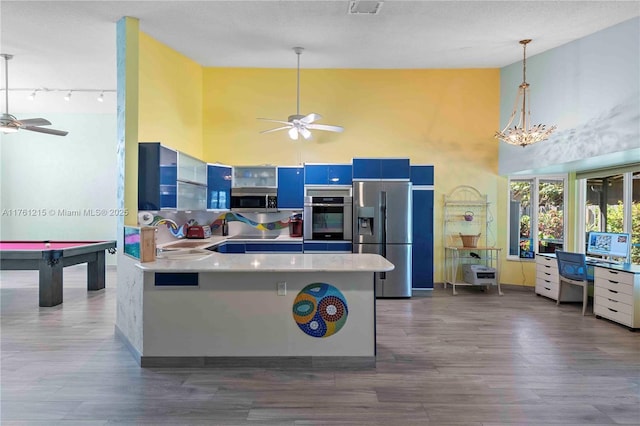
[3, 88, 115, 103]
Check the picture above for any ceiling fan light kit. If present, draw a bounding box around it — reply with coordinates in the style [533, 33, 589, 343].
[258, 47, 344, 141]
[0, 53, 68, 136]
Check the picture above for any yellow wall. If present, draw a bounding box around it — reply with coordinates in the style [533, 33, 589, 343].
[130, 32, 527, 286]
[202, 67, 504, 283]
[138, 32, 203, 158]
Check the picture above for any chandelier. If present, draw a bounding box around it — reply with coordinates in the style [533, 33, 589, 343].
[495, 39, 557, 147]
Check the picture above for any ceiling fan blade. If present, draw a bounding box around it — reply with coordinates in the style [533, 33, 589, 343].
[306, 124, 344, 133]
[257, 118, 293, 126]
[300, 128, 312, 140]
[17, 118, 51, 127]
[259, 126, 291, 134]
[23, 126, 69, 136]
[288, 127, 299, 140]
[301, 113, 321, 124]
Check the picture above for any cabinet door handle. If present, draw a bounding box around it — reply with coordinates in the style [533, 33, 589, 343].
[607, 308, 618, 313]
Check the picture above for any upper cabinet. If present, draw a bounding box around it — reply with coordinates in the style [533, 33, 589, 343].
[139, 143, 178, 210]
[233, 166, 277, 188]
[277, 166, 304, 209]
[352, 158, 410, 180]
[207, 164, 232, 210]
[138, 142, 207, 211]
[304, 164, 352, 186]
[177, 152, 207, 185]
[410, 165, 434, 186]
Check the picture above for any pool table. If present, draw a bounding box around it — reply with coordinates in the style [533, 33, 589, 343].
[0, 240, 117, 307]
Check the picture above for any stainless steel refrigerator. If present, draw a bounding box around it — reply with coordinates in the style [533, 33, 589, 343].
[352, 180, 412, 298]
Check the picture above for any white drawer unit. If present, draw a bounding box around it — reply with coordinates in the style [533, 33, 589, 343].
[535, 254, 582, 302]
[594, 266, 639, 330]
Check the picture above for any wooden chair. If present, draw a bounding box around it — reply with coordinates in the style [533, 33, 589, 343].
[555, 251, 593, 315]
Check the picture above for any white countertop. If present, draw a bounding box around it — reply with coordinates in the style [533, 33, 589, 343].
[137, 252, 394, 273]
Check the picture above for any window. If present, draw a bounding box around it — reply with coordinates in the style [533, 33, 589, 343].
[581, 170, 639, 264]
[508, 176, 566, 259]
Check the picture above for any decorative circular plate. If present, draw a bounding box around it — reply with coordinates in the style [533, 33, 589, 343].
[292, 283, 348, 338]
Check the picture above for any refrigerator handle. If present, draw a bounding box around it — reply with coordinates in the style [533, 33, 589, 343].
[380, 191, 387, 280]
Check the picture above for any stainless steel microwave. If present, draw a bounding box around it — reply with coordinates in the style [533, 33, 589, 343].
[230, 187, 278, 212]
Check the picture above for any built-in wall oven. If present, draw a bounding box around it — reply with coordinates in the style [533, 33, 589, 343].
[303, 188, 352, 241]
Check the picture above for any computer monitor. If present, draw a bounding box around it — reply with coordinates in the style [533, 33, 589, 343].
[586, 231, 631, 261]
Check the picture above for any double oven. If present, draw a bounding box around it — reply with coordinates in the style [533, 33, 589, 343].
[303, 188, 352, 241]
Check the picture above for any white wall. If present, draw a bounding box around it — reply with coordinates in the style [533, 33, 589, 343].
[0, 113, 118, 264]
[498, 17, 640, 175]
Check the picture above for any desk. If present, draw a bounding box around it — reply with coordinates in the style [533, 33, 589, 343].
[0, 241, 116, 307]
[444, 246, 502, 295]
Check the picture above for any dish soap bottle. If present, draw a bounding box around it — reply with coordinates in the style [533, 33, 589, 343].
[221, 219, 229, 236]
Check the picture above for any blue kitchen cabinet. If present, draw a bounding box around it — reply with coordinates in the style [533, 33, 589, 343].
[139, 142, 178, 210]
[303, 241, 352, 252]
[352, 158, 410, 180]
[411, 165, 435, 289]
[277, 167, 304, 209]
[327, 164, 352, 185]
[218, 241, 303, 253]
[207, 164, 232, 210]
[217, 242, 245, 253]
[304, 164, 352, 185]
[410, 165, 434, 186]
[245, 242, 303, 253]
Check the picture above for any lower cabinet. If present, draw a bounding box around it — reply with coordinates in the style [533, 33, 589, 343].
[594, 267, 639, 329]
[217, 242, 303, 253]
[303, 242, 352, 253]
[535, 254, 582, 302]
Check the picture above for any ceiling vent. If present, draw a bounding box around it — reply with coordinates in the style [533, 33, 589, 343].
[348, 1, 383, 15]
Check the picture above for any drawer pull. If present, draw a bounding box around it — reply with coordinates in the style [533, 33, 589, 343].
[607, 308, 618, 313]
[608, 280, 619, 284]
[608, 289, 618, 294]
[607, 299, 618, 303]
[544, 273, 551, 276]
[544, 287, 551, 291]
[607, 271, 619, 275]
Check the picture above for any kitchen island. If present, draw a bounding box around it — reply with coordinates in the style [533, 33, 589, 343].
[116, 250, 393, 368]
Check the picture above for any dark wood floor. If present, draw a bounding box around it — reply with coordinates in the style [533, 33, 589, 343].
[1, 266, 639, 425]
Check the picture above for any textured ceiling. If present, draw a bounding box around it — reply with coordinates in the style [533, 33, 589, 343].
[1, 0, 639, 113]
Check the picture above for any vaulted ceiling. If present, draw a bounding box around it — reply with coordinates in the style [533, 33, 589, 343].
[2, 1, 638, 113]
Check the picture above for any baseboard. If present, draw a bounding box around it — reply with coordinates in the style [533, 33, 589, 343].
[139, 355, 376, 369]
[114, 324, 142, 366]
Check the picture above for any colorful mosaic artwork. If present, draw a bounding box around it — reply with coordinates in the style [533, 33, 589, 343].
[292, 283, 348, 338]
[137, 211, 290, 238]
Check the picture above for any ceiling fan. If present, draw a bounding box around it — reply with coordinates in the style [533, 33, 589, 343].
[258, 47, 343, 140]
[1, 54, 68, 136]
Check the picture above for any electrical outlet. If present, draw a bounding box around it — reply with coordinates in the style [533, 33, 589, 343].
[277, 282, 286, 296]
